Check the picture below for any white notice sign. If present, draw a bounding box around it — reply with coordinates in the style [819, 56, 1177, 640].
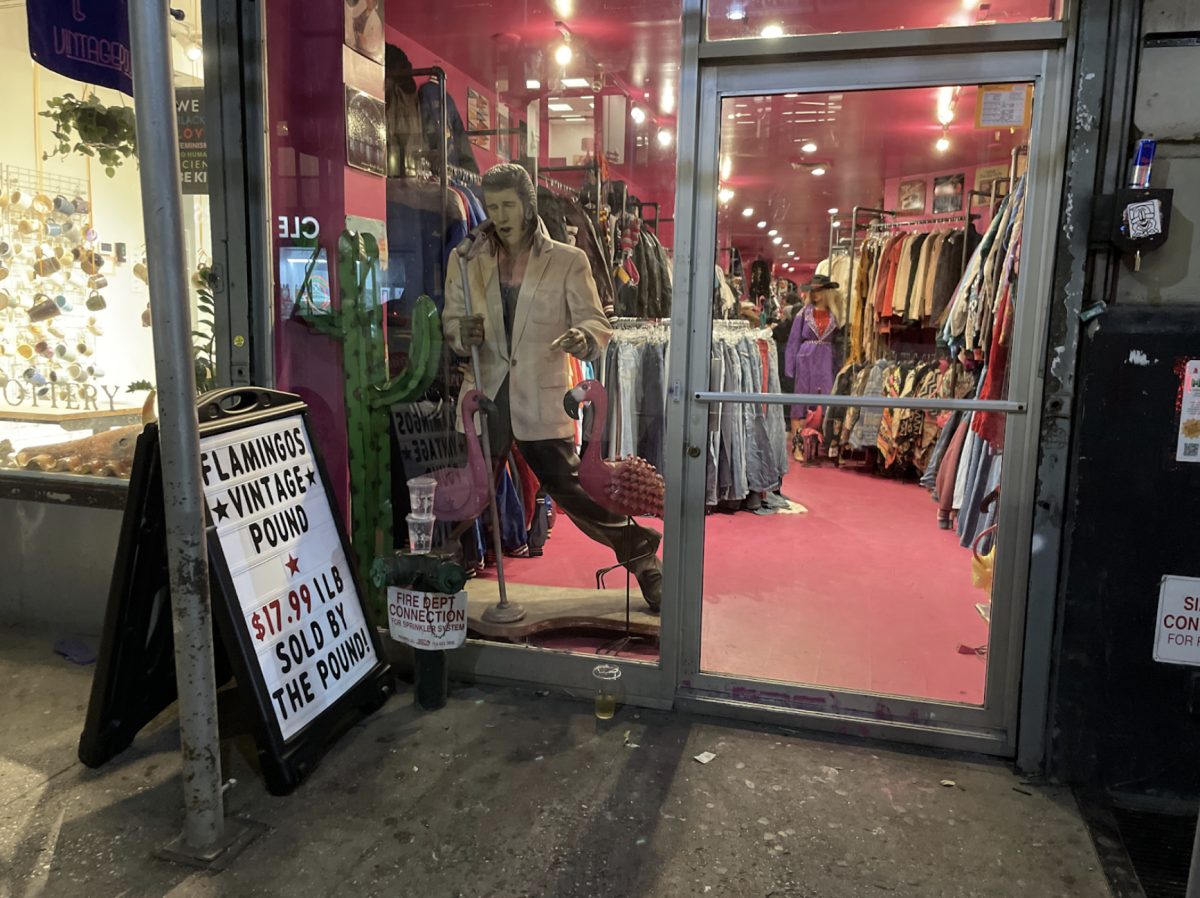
[387, 587, 469, 651]
[199, 415, 378, 741]
[976, 84, 1032, 129]
[1175, 360, 1200, 463]
[1152, 575, 1200, 666]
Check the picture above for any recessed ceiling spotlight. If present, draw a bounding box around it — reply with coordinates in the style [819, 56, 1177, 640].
[555, 42, 573, 66]
[631, 105, 646, 124]
[787, 250, 795, 257]
[800, 141, 818, 153]
[811, 166, 826, 176]
[719, 188, 735, 203]
[760, 23, 784, 38]
[768, 229, 778, 236]
[756, 220, 767, 229]
[772, 236, 783, 245]
[657, 128, 673, 147]
[828, 207, 839, 214]
[742, 207, 754, 217]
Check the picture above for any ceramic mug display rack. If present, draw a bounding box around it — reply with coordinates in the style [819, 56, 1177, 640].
[0, 164, 118, 402]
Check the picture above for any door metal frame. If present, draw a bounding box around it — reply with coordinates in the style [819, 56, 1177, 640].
[665, 46, 1070, 754]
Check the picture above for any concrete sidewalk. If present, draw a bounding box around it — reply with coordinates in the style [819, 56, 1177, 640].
[1, 624, 1110, 898]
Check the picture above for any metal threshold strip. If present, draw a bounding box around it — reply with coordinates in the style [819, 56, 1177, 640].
[693, 392, 1027, 413]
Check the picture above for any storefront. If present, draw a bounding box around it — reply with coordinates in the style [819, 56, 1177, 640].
[0, 2, 216, 628]
[252, 0, 1086, 761]
[4, 0, 1127, 769]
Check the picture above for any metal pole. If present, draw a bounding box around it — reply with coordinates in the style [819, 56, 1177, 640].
[456, 247, 524, 623]
[129, 0, 224, 854]
[1188, 811, 1200, 898]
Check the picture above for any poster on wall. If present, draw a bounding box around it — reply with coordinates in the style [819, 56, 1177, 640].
[497, 106, 511, 161]
[176, 87, 208, 196]
[345, 86, 387, 176]
[344, 0, 384, 64]
[933, 173, 966, 214]
[467, 87, 492, 152]
[898, 179, 926, 214]
[973, 164, 1009, 207]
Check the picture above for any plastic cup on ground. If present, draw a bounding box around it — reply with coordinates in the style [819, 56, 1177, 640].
[593, 663, 622, 720]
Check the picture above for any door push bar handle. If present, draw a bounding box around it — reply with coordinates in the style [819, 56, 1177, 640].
[692, 392, 1027, 414]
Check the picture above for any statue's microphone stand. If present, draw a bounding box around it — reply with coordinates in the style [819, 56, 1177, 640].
[457, 234, 524, 624]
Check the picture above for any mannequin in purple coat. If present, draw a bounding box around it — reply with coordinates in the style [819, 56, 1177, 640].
[784, 276, 841, 432]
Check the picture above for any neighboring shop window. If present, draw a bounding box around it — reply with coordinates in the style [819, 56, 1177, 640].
[707, 0, 1062, 40]
[0, 3, 212, 480]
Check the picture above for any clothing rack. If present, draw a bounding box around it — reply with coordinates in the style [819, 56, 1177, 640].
[610, 316, 668, 329]
[408, 66, 449, 257]
[636, 201, 661, 232]
[537, 173, 578, 197]
[538, 161, 604, 250]
[447, 163, 482, 187]
[842, 201, 974, 361]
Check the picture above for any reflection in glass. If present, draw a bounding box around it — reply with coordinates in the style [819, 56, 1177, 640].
[709, 0, 1061, 41]
[383, 1, 681, 661]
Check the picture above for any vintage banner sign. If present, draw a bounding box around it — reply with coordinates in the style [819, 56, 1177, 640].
[199, 413, 378, 741]
[387, 587, 469, 651]
[27, 0, 134, 97]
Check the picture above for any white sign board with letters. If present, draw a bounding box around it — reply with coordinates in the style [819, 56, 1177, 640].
[1152, 575, 1200, 666]
[199, 414, 378, 741]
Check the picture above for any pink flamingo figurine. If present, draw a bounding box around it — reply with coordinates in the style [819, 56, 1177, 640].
[430, 389, 493, 521]
[564, 379, 665, 519]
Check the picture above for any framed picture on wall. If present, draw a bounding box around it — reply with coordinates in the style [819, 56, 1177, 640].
[344, 0, 385, 64]
[345, 86, 387, 176]
[933, 173, 966, 214]
[898, 179, 926, 214]
[973, 163, 1009, 206]
[497, 107, 511, 161]
[467, 87, 491, 152]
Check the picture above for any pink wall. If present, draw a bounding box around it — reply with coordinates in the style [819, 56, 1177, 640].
[267, 6, 389, 521]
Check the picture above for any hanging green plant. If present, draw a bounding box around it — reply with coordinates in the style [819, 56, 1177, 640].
[40, 93, 137, 178]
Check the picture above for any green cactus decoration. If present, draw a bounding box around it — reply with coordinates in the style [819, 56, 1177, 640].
[296, 230, 442, 615]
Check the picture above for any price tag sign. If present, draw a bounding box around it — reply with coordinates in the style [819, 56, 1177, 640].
[387, 588, 469, 650]
[976, 84, 1033, 129]
[200, 414, 379, 741]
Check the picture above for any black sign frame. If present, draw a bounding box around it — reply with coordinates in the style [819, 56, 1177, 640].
[80, 387, 392, 795]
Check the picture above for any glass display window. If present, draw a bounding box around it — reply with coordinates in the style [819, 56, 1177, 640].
[0, 1, 212, 481]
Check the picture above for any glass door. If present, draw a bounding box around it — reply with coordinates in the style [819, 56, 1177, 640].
[670, 49, 1066, 752]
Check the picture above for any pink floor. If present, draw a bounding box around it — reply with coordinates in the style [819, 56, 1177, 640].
[495, 462, 990, 705]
